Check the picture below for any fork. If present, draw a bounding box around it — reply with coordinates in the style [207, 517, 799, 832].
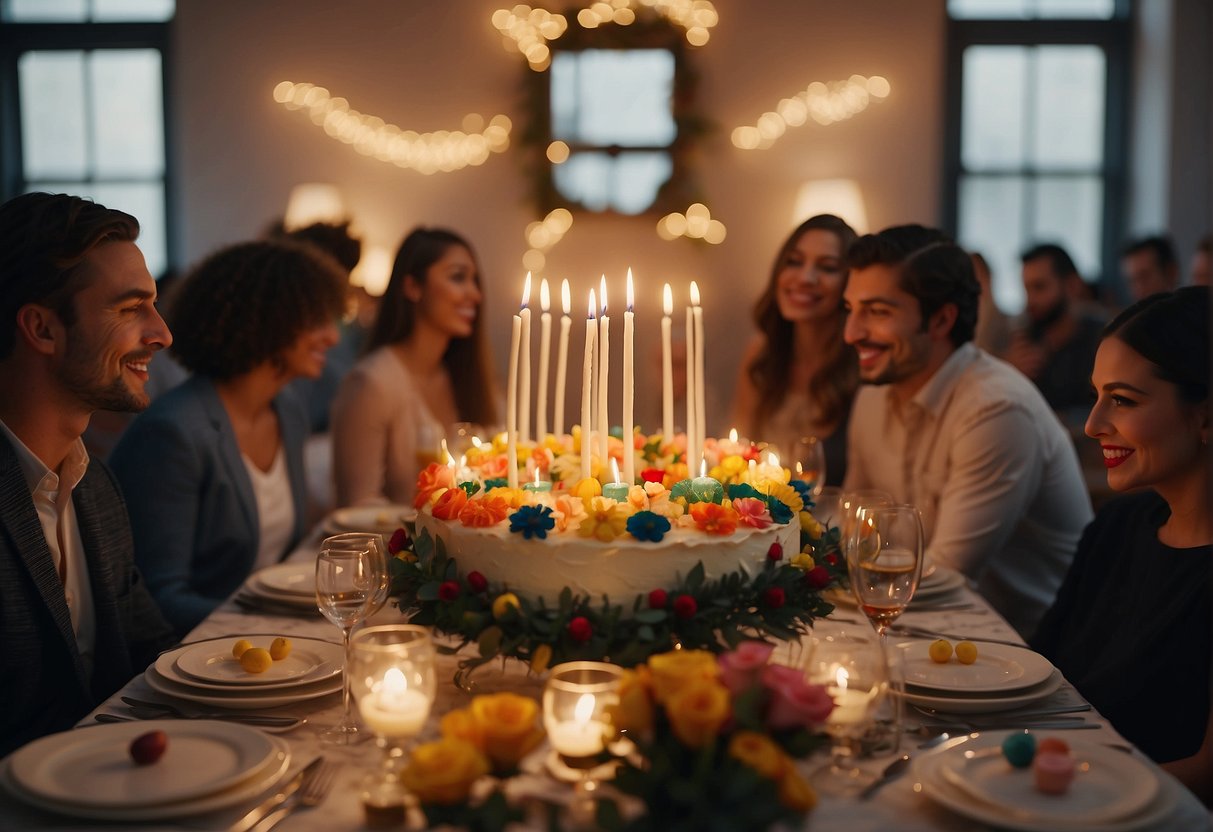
[120, 696, 302, 728]
[250, 759, 338, 831]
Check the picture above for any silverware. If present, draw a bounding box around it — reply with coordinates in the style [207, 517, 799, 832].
[95, 712, 305, 734]
[888, 626, 1026, 649]
[229, 756, 323, 832]
[250, 759, 338, 832]
[859, 753, 911, 799]
[120, 696, 302, 728]
[916, 719, 1100, 735]
[913, 702, 1091, 719]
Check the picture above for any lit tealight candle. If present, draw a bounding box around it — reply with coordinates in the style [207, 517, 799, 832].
[690, 458, 723, 503]
[826, 666, 871, 728]
[523, 467, 552, 493]
[549, 693, 609, 758]
[603, 458, 629, 502]
[358, 667, 431, 738]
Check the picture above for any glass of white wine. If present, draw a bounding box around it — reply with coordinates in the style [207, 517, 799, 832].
[846, 503, 924, 639]
[792, 436, 827, 497]
[316, 542, 377, 744]
[321, 532, 391, 618]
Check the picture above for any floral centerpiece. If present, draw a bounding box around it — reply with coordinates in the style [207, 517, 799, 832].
[597, 644, 832, 831]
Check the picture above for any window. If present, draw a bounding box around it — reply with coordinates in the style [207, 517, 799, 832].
[943, 0, 1129, 313]
[0, 0, 174, 277]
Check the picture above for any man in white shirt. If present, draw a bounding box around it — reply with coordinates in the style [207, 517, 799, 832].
[0, 192, 177, 754]
[842, 225, 1092, 637]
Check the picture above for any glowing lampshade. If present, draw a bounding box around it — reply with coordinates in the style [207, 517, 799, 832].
[350, 244, 393, 298]
[792, 179, 868, 234]
[284, 183, 346, 231]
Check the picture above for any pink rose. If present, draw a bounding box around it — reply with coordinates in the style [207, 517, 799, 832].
[762, 664, 834, 730]
[733, 497, 773, 529]
[718, 641, 775, 695]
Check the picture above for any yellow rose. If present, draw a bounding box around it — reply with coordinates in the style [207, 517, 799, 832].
[492, 592, 521, 619]
[790, 552, 815, 571]
[470, 692, 545, 771]
[665, 679, 731, 749]
[440, 708, 482, 747]
[727, 731, 788, 780]
[400, 739, 489, 806]
[777, 767, 818, 812]
[605, 668, 654, 737]
[800, 511, 823, 538]
[647, 649, 719, 704]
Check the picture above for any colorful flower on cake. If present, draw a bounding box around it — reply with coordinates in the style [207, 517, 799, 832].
[432, 487, 469, 521]
[568, 477, 603, 499]
[477, 454, 510, 481]
[577, 496, 629, 542]
[661, 461, 690, 489]
[733, 496, 773, 529]
[549, 493, 586, 532]
[548, 452, 582, 484]
[625, 484, 649, 511]
[485, 486, 525, 510]
[459, 495, 511, 528]
[509, 505, 555, 540]
[690, 501, 739, 535]
[414, 462, 456, 508]
[626, 510, 671, 542]
[640, 467, 665, 484]
[788, 479, 813, 502]
[763, 481, 804, 515]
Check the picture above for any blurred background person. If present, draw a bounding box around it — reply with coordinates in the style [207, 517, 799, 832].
[970, 251, 1012, 356]
[331, 226, 497, 507]
[1121, 234, 1179, 301]
[1190, 233, 1211, 286]
[732, 214, 858, 485]
[110, 240, 347, 636]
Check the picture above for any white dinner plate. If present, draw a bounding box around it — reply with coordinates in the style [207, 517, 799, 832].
[155, 639, 340, 693]
[8, 720, 276, 809]
[146, 663, 341, 710]
[913, 730, 1172, 831]
[896, 639, 1055, 694]
[242, 577, 320, 609]
[914, 567, 966, 599]
[897, 668, 1065, 714]
[253, 562, 316, 597]
[324, 505, 414, 535]
[1, 734, 290, 821]
[174, 637, 342, 686]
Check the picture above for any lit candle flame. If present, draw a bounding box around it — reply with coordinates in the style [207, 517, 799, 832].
[441, 438, 452, 465]
[662, 283, 673, 317]
[610, 457, 621, 485]
[699, 458, 707, 477]
[767, 451, 779, 467]
[835, 666, 849, 690]
[626, 268, 634, 312]
[540, 278, 550, 313]
[561, 278, 571, 316]
[729, 427, 738, 443]
[534, 467, 541, 486]
[690, 280, 701, 307]
[587, 289, 597, 319]
[471, 435, 483, 448]
[383, 666, 407, 693]
[599, 275, 608, 316]
[521, 271, 532, 310]
[574, 693, 595, 724]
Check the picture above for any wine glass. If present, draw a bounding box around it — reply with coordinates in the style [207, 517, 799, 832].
[316, 543, 378, 744]
[847, 503, 924, 640]
[350, 625, 436, 820]
[791, 436, 827, 497]
[543, 662, 624, 825]
[805, 626, 888, 794]
[811, 486, 844, 529]
[322, 532, 391, 618]
[838, 489, 894, 549]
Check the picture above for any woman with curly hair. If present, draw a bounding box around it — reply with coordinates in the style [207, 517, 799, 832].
[109, 240, 347, 634]
[731, 215, 858, 485]
[331, 226, 497, 506]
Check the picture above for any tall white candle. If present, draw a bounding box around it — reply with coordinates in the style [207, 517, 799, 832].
[597, 275, 610, 469]
[554, 279, 572, 437]
[691, 281, 706, 464]
[581, 291, 597, 481]
[661, 283, 673, 444]
[519, 273, 532, 445]
[537, 278, 552, 441]
[506, 313, 521, 489]
[685, 300, 697, 470]
[622, 269, 635, 486]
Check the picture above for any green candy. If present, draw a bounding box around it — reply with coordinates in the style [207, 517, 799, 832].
[1001, 732, 1037, 768]
[690, 476, 724, 504]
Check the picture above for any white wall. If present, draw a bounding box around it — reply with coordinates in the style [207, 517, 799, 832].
[170, 0, 946, 437]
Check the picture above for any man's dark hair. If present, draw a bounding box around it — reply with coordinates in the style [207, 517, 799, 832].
[0, 192, 139, 358]
[1121, 234, 1177, 270]
[1021, 242, 1079, 279]
[848, 224, 980, 347]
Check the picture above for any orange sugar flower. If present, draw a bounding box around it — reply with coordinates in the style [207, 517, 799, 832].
[477, 454, 509, 480]
[459, 495, 511, 528]
[414, 462, 456, 508]
[732, 497, 772, 529]
[690, 501, 739, 536]
[486, 486, 525, 510]
[432, 487, 469, 521]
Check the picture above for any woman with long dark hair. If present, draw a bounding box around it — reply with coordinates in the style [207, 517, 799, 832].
[732, 214, 858, 484]
[331, 227, 497, 506]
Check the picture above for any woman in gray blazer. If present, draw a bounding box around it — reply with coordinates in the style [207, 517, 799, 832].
[110, 240, 347, 635]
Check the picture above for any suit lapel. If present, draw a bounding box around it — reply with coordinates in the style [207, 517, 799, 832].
[196, 379, 259, 546]
[74, 466, 123, 684]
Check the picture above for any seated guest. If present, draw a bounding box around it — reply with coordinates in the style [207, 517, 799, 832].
[0, 193, 176, 754]
[1190, 233, 1211, 286]
[331, 227, 497, 506]
[969, 251, 1012, 356]
[1031, 287, 1210, 802]
[1121, 234, 1178, 301]
[842, 226, 1092, 637]
[109, 240, 347, 636]
[1003, 243, 1103, 424]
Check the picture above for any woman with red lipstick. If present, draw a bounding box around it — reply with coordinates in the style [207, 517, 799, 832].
[733, 215, 858, 484]
[1031, 286, 1211, 803]
[331, 227, 497, 507]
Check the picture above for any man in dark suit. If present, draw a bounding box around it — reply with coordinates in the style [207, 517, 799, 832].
[0, 193, 177, 755]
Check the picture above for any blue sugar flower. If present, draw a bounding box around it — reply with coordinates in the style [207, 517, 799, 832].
[509, 505, 556, 540]
[764, 496, 794, 525]
[627, 510, 671, 543]
[788, 479, 812, 502]
[727, 483, 763, 501]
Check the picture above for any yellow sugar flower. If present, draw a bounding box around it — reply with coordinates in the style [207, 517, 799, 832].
[577, 497, 628, 542]
[720, 454, 746, 476]
[764, 481, 804, 514]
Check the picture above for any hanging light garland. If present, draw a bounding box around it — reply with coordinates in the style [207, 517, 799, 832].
[656, 202, 726, 245]
[272, 81, 511, 175]
[731, 75, 891, 151]
[522, 207, 575, 273]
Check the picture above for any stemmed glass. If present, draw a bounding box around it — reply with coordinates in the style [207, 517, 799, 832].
[543, 662, 624, 825]
[792, 436, 827, 498]
[350, 625, 436, 819]
[805, 626, 888, 794]
[316, 541, 378, 744]
[322, 532, 391, 619]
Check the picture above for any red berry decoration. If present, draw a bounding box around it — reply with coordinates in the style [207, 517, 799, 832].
[805, 566, 831, 589]
[640, 467, 665, 484]
[762, 587, 786, 608]
[824, 553, 839, 566]
[438, 580, 462, 601]
[767, 542, 784, 561]
[672, 594, 698, 619]
[129, 730, 168, 765]
[387, 528, 410, 554]
[568, 616, 593, 643]
[648, 588, 668, 609]
[466, 571, 488, 593]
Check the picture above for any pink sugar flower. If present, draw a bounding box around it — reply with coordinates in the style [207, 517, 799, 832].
[732, 497, 773, 529]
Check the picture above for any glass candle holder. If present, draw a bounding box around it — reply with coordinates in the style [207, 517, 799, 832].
[350, 625, 437, 818]
[543, 661, 623, 823]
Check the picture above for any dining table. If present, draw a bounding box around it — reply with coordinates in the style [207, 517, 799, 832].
[1, 525, 1207, 832]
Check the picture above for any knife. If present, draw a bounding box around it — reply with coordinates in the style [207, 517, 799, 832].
[228, 756, 323, 832]
[859, 753, 911, 799]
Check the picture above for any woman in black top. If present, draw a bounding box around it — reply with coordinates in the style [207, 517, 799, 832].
[1031, 286, 1210, 804]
